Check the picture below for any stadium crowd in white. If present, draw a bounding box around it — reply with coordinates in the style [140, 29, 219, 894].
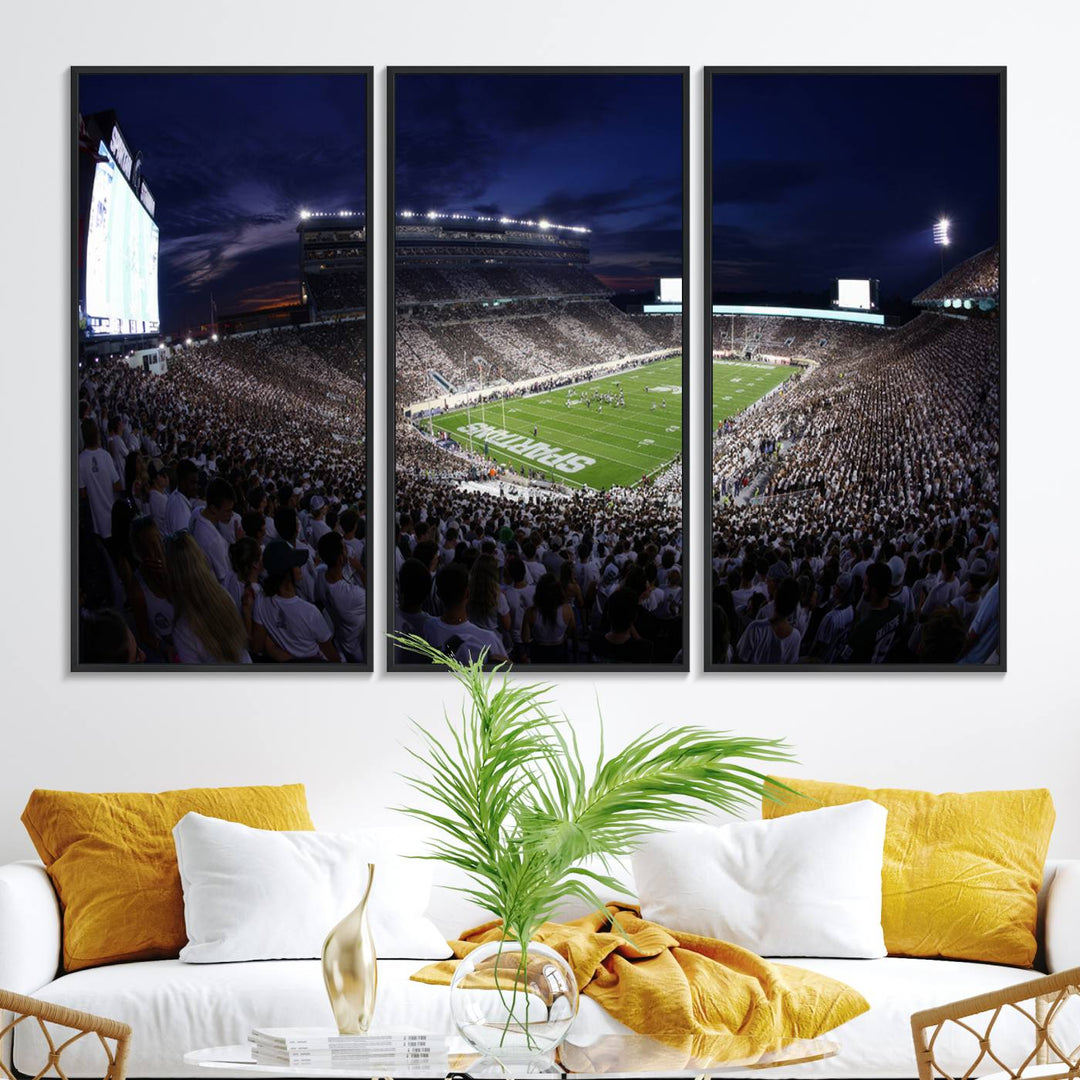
[710, 247, 1001, 665]
[76, 322, 368, 665]
[394, 264, 685, 665]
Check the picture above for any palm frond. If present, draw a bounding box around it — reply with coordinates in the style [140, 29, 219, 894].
[392, 637, 794, 942]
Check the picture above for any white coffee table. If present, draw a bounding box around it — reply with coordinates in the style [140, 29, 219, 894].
[186, 1033, 839, 1078]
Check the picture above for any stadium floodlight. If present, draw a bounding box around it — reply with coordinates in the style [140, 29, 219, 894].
[185, 337, 193, 345]
[933, 218, 951, 246]
[211, 333, 219, 342]
[299, 209, 311, 220]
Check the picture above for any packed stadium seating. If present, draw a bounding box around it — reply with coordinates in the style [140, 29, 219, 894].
[76, 321, 368, 665]
[712, 314, 884, 361]
[396, 264, 607, 305]
[914, 243, 999, 301]
[397, 298, 679, 403]
[710, 255, 1000, 667]
[392, 259, 686, 666]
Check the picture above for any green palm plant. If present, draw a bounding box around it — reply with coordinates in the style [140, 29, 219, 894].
[393, 635, 795, 947]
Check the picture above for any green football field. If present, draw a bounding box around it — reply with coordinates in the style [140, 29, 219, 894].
[432, 356, 684, 490]
[711, 361, 797, 429]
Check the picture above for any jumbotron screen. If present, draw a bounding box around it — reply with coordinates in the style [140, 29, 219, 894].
[658, 277, 682, 304]
[836, 278, 873, 311]
[84, 141, 160, 336]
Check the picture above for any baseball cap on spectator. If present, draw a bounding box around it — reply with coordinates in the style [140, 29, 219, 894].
[310, 495, 326, 512]
[766, 562, 790, 583]
[888, 555, 906, 586]
[263, 539, 309, 575]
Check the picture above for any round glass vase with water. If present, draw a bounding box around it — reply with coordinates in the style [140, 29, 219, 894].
[449, 939, 578, 1071]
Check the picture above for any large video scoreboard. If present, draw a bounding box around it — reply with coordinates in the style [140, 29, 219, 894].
[80, 117, 160, 338]
[833, 278, 879, 312]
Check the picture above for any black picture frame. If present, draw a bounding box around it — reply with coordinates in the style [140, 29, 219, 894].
[702, 67, 1005, 673]
[386, 66, 691, 674]
[71, 66, 375, 672]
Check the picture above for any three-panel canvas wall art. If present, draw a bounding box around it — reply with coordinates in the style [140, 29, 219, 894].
[72, 67, 1003, 672]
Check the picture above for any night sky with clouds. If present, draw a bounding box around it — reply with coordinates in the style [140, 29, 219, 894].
[78, 72, 366, 334]
[394, 72, 684, 292]
[712, 72, 1000, 305]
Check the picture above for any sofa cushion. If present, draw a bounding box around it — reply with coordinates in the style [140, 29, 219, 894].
[632, 803, 888, 959]
[763, 778, 1055, 967]
[17, 956, 1078, 1078]
[21, 785, 314, 972]
[173, 813, 450, 962]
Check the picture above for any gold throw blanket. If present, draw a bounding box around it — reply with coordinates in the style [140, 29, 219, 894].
[412, 904, 869, 1067]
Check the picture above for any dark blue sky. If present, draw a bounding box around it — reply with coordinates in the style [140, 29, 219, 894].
[394, 73, 684, 291]
[712, 72, 1000, 301]
[79, 72, 366, 333]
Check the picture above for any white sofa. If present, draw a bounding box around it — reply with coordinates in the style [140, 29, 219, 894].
[2, 837, 1078, 1080]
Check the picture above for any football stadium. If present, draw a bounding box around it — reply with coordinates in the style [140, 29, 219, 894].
[75, 102, 369, 667]
[709, 247, 1001, 666]
[393, 212, 686, 666]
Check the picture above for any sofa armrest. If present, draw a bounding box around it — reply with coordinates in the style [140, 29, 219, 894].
[1045, 859, 1080, 973]
[0, 861, 61, 994]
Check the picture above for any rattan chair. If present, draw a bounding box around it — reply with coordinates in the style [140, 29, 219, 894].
[911, 966, 1080, 1080]
[0, 990, 131, 1080]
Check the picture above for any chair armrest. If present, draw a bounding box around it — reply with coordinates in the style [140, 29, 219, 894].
[0, 861, 61, 994]
[1046, 859, 1080, 973]
[0, 990, 131, 1080]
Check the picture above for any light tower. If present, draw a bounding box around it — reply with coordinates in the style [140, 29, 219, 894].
[933, 218, 951, 278]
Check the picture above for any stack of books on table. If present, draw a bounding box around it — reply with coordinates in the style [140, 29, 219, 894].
[248, 1028, 450, 1072]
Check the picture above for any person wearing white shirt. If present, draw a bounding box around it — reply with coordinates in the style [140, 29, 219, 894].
[920, 549, 962, 620]
[423, 564, 507, 664]
[307, 495, 331, 547]
[164, 531, 252, 664]
[394, 557, 433, 665]
[521, 540, 545, 585]
[318, 532, 366, 663]
[272, 505, 317, 603]
[165, 460, 199, 537]
[736, 578, 802, 665]
[106, 416, 129, 479]
[148, 468, 170, 536]
[77, 419, 121, 539]
[217, 510, 242, 545]
[339, 509, 365, 581]
[253, 540, 341, 662]
[656, 568, 682, 619]
[502, 558, 536, 658]
[811, 574, 856, 663]
[191, 479, 235, 585]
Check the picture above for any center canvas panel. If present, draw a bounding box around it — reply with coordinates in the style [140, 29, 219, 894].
[388, 69, 689, 671]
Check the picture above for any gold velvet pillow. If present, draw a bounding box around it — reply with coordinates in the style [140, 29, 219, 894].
[22, 784, 314, 971]
[763, 778, 1054, 967]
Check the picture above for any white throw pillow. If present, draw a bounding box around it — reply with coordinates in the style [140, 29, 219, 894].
[632, 801, 887, 958]
[173, 812, 451, 962]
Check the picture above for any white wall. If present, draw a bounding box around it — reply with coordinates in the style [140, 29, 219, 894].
[1, 0, 1077, 866]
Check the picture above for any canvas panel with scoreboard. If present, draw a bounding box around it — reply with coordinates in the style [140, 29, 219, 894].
[73, 70, 372, 671]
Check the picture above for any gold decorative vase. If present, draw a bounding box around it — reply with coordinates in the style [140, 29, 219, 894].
[322, 863, 377, 1034]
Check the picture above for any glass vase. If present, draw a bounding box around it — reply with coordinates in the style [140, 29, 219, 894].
[321, 862, 377, 1034]
[449, 939, 578, 1070]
